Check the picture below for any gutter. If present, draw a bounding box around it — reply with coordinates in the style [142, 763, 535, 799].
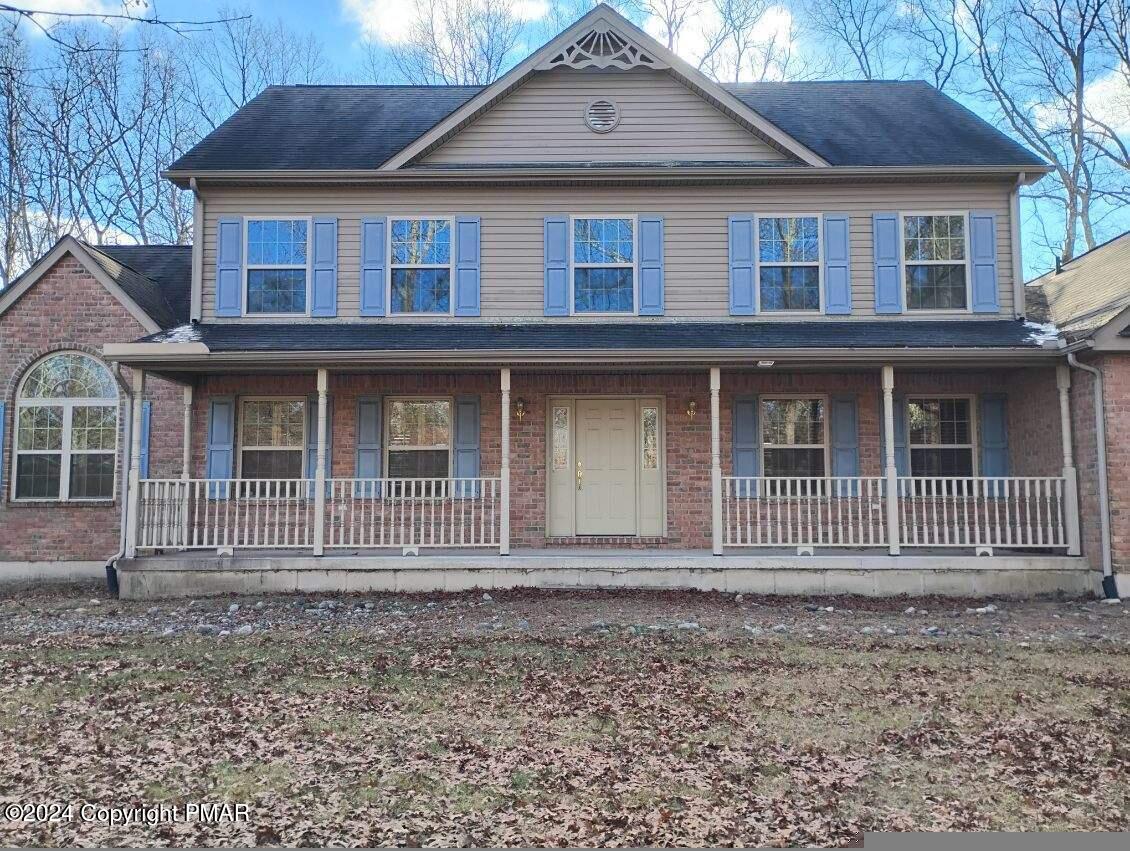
[1067, 351, 1117, 598]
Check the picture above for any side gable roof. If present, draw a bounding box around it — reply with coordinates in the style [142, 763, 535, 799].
[1025, 231, 1130, 339]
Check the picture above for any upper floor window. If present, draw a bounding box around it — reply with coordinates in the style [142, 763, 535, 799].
[908, 397, 974, 476]
[761, 397, 826, 478]
[758, 216, 820, 312]
[390, 218, 452, 314]
[238, 398, 305, 479]
[13, 352, 118, 501]
[573, 216, 635, 313]
[246, 219, 309, 315]
[904, 214, 968, 311]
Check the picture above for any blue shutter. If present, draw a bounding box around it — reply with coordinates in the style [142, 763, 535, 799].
[206, 397, 235, 498]
[360, 217, 387, 316]
[355, 396, 382, 497]
[732, 396, 759, 498]
[823, 214, 852, 315]
[729, 215, 755, 315]
[878, 394, 910, 476]
[873, 213, 902, 314]
[544, 216, 569, 316]
[454, 216, 481, 316]
[969, 211, 1000, 313]
[139, 401, 152, 478]
[305, 394, 333, 482]
[0, 401, 6, 492]
[638, 215, 664, 315]
[980, 395, 1009, 494]
[215, 217, 243, 317]
[830, 396, 859, 482]
[453, 395, 481, 498]
[310, 217, 338, 317]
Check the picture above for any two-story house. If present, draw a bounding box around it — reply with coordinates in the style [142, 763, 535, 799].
[0, 6, 1106, 598]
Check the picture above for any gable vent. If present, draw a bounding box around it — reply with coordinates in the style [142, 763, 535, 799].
[584, 99, 621, 133]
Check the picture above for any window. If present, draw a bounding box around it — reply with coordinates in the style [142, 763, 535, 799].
[13, 352, 118, 501]
[386, 399, 451, 478]
[552, 406, 569, 471]
[573, 216, 635, 313]
[903, 214, 968, 310]
[641, 406, 659, 470]
[246, 219, 309, 314]
[908, 398, 974, 476]
[758, 216, 820, 311]
[238, 399, 305, 479]
[761, 398, 826, 478]
[390, 218, 452, 314]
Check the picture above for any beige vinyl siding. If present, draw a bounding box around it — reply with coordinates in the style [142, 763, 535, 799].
[200, 181, 1016, 321]
[421, 68, 788, 164]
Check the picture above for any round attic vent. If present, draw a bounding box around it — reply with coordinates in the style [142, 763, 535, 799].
[584, 99, 621, 133]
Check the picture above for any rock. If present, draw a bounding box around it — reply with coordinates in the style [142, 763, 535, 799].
[804, 603, 820, 612]
[743, 624, 763, 635]
[734, 594, 745, 603]
[318, 600, 335, 610]
[161, 627, 177, 637]
[228, 603, 240, 614]
[1018, 641, 1030, 648]
[306, 608, 328, 618]
[147, 606, 160, 616]
[89, 599, 101, 606]
[921, 626, 941, 636]
[234, 624, 253, 636]
[676, 621, 700, 630]
[516, 619, 530, 631]
[74, 608, 86, 614]
[860, 626, 874, 635]
[822, 606, 834, 613]
[197, 624, 219, 636]
[481, 593, 493, 602]
[254, 601, 265, 610]
[218, 630, 230, 637]
[919, 610, 928, 615]
[817, 625, 830, 632]
[1100, 597, 1122, 605]
[188, 600, 200, 608]
[364, 602, 375, 610]
[771, 624, 789, 633]
[884, 627, 896, 635]
[904, 607, 916, 614]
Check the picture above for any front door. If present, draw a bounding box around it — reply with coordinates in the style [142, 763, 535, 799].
[575, 399, 638, 535]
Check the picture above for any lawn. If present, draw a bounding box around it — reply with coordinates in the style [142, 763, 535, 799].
[0, 587, 1128, 846]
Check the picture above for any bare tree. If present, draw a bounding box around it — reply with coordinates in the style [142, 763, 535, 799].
[696, 0, 799, 83]
[898, 0, 970, 91]
[633, 0, 703, 50]
[803, 0, 898, 80]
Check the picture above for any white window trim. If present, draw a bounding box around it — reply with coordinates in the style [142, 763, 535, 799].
[383, 396, 455, 479]
[758, 394, 830, 478]
[243, 216, 312, 318]
[899, 211, 973, 314]
[568, 213, 639, 317]
[386, 216, 456, 317]
[235, 396, 307, 480]
[906, 394, 979, 476]
[753, 213, 824, 315]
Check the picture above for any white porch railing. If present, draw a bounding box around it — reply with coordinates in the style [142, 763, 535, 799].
[135, 476, 502, 552]
[722, 477, 888, 547]
[722, 475, 1069, 551]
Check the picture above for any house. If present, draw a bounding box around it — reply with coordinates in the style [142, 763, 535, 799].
[0, 5, 1112, 599]
[1026, 231, 1130, 599]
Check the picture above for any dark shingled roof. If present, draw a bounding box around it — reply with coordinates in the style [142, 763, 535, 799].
[168, 80, 1045, 173]
[86, 243, 192, 328]
[143, 320, 1049, 352]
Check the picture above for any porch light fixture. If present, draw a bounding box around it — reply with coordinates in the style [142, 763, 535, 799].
[686, 399, 697, 419]
[514, 398, 527, 421]
[757, 360, 775, 368]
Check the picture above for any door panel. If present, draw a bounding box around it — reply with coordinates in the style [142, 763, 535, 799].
[576, 399, 637, 535]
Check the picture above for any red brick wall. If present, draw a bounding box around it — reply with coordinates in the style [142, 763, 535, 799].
[0, 255, 184, 563]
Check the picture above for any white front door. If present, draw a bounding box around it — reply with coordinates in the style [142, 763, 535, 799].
[575, 399, 638, 535]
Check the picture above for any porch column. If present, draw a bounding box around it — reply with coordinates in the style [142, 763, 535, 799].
[711, 367, 722, 555]
[313, 368, 328, 556]
[180, 384, 193, 549]
[124, 369, 146, 558]
[1058, 364, 1082, 555]
[882, 365, 901, 555]
[500, 367, 511, 556]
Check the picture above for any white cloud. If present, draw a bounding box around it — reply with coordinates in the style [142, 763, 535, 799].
[1031, 66, 1130, 136]
[343, 0, 550, 44]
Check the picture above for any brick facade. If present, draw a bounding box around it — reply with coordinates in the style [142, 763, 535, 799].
[0, 255, 184, 563]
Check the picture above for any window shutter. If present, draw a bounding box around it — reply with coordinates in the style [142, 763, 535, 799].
[310, 217, 338, 317]
[732, 396, 759, 497]
[830, 396, 859, 481]
[969, 211, 1000, 313]
[355, 396, 382, 497]
[454, 216, 481, 317]
[728, 215, 755, 315]
[823, 214, 852, 315]
[360, 217, 387, 317]
[139, 400, 152, 478]
[980, 394, 1009, 483]
[878, 394, 910, 476]
[544, 216, 569, 316]
[215, 217, 243, 317]
[206, 397, 235, 498]
[638, 215, 664, 315]
[453, 395, 481, 497]
[305, 394, 333, 482]
[873, 213, 902, 314]
[0, 401, 6, 492]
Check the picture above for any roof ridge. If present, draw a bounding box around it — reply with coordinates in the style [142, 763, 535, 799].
[266, 83, 484, 91]
[82, 240, 180, 327]
[1058, 229, 1130, 270]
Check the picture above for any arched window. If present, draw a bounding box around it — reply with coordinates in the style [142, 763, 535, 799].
[13, 352, 118, 501]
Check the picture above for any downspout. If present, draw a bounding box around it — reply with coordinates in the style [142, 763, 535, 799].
[1066, 352, 1116, 597]
[189, 177, 204, 323]
[104, 363, 134, 596]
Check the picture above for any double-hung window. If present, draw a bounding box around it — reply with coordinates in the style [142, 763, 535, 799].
[245, 219, 309, 315]
[13, 352, 118, 501]
[238, 399, 305, 479]
[572, 216, 635, 313]
[908, 397, 975, 476]
[761, 397, 826, 480]
[385, 399, 452, 479]
[903, 214, 968, 310]
[758, 216, 821, 311]
[390, 218, 452, 314]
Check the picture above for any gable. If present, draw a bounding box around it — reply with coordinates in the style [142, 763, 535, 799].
[422, 68, 792, 165]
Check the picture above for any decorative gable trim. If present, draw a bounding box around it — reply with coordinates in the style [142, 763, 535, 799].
[380, 5, 828, 170]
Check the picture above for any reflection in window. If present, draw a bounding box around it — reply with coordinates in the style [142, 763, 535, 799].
[642, 407, 659, 470]
[239, 399, 305, 479]
[573, 217, 634, 313]
[908, 397, 974, 476]
[552, 406, 569, 471]
[758, 216, 820, 311]
[246, 219, 308, 314]
[761, 398, 826, 478]
[391, 219, 451, 314]
[904, 214, 967, 310]
[386, 399, 451, 478]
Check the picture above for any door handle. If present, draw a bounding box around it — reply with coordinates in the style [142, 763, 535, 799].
[576, 461, 584, 490]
